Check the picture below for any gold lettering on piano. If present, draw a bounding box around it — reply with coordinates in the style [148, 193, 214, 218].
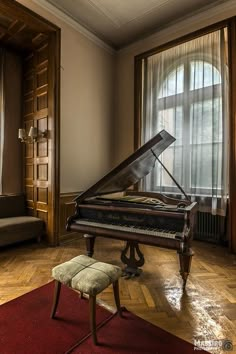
[107, 213, 120, 220]
[123, 215, 144, 223]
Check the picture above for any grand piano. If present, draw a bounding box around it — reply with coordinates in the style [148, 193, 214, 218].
[67, 130, 198, 288]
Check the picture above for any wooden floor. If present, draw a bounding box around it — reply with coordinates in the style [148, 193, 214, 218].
[0, 234, 236, 354]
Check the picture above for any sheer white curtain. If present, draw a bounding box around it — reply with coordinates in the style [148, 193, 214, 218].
[142, 29, 229, 216]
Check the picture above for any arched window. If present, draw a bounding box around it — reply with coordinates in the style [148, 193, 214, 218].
[141, 29, 228, 214]
[155, 60, 223, 194]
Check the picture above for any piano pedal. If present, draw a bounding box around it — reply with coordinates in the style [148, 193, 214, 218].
[122, 267, 142, 279]
[122, 273, 131, 280]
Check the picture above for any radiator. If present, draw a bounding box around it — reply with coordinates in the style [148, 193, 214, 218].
[194, 211, 226, 243]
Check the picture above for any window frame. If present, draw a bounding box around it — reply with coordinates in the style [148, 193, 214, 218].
[134, 17, 236, 252]
[150, 58, 223, 195]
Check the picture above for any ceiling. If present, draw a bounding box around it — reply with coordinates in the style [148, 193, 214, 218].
[45, 0, 228, 49]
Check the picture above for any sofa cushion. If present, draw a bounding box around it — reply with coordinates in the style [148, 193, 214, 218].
[0, 194, 25, 218]
[0, 216, 44, 247]
[0, 216, 44, 230]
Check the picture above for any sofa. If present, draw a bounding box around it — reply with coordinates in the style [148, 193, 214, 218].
[0, 194, 44, 247]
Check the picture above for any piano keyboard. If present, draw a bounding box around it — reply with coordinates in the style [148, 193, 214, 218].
[75, 219, 183, 240]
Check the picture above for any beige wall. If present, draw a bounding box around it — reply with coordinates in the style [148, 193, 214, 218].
[18, 0, 116, 193]
[16, 0, 236, 194]
[114, 0, 236, 165]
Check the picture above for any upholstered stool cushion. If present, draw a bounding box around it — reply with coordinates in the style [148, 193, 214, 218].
[52, 255, 122, 296]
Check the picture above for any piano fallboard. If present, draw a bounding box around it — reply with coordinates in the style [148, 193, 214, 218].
[77, 203, 186, 233]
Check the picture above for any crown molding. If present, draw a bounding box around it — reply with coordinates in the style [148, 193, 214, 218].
[119, 0, 236, 55]
[32, 0, 116, 55]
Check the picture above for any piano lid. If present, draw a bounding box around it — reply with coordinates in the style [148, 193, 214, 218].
[75, 129, 175, 203]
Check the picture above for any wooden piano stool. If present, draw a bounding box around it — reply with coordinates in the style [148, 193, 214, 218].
[50, 255, 123, 345]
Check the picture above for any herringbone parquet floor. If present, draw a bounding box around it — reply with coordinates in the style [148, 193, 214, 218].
[0, 234, 236, 354]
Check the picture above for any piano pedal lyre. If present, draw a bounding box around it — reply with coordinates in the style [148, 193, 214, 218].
[121, 241, 144, 278]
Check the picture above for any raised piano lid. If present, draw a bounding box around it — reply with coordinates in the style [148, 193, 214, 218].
[75, 129, 175, 203]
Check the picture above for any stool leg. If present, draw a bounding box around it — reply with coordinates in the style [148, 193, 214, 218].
[51, 280, 61, 318]
[89, 295, 97, 345]
[113, 280, 122, 317]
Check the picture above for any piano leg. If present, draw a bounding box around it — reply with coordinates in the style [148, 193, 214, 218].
[84, 234, 96, 257]
[178, 248, 194, 289]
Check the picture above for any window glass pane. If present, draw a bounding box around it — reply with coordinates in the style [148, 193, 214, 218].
[190, 61, 221, 90]
[155, 107, 183, 188]
[155, 146, 183, 188]
[158, 65, 184, 98]
[190, 98, 222, 144]
[157, 106, 183, 145]
[190, 142, 222, 193]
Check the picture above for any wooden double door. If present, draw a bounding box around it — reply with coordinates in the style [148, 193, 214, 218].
[0, 0, 60, 245]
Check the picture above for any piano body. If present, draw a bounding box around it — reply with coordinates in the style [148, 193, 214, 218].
[67, 130, 198, 288]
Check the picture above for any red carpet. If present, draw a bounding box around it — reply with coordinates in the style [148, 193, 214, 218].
[0, 281, 209, 354]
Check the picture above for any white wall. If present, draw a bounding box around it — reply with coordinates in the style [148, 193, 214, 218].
[114, 0, 236, 165]
[17, 0, 116, 193]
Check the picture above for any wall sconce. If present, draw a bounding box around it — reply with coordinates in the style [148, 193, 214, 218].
[18, 127, 48, 143]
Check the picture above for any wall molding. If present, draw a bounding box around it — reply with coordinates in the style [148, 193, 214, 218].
[60, 191, 81, 198]
[119, 0, 236, 54]
[32, 0, 115, 55]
